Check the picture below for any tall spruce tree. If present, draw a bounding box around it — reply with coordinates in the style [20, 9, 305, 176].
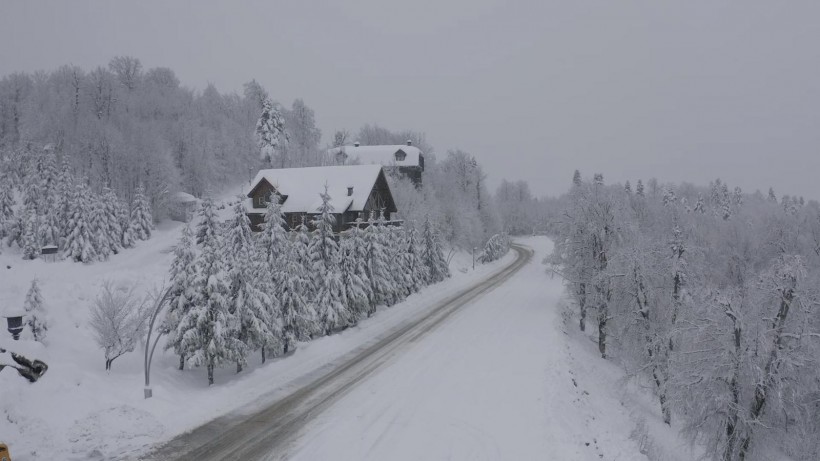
[339, 224, 372, 320]
[164, 225, 197, 370]
[226, 198, 278, 369]
[177, 209, 243, 385]
[422, 217, 450, 283]
[364, 213, 394, 312]
[130, 184, 153, 240]
[309, 188, 349, 335]
[63, 182, 98, 263]
[20, 204, 40, 260]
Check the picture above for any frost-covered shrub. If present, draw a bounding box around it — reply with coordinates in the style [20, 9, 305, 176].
[478, 232, 511, 263]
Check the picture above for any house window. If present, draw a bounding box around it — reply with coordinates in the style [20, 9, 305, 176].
[254, 190, 273, 208]
[394, 149, 407, 161]
[290, 214, 302, 229]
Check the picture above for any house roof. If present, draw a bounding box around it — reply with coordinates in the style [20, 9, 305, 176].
[246, 164, 387, 214]
[328, 144, 423, 168]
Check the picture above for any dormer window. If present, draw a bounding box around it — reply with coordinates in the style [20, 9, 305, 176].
[394, 149, 407, 162]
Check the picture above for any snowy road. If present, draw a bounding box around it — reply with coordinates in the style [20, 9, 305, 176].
[283, 238, 652, 461]
[148, 238, 653, 461]
[146, 244, 534, 461]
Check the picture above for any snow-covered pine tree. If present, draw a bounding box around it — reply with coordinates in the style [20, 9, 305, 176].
[293, 216, 316, 294]
[636, 179, 645, 197]
[279, 245, 316, 353]
[63, 182, 98, 263]
[364, 212, 395, 311]
[255, 97, 288, 165]
[21, 161, 41, 213]
[20, 204, 40, 260]
[39, 152, 59, 209]
[164, 225, 197, 370]
[767, 187, 777, 203]
[226, 198, 278, 369]
[90, 194, 111, 261]
[39, 206, 62, 250]
[381, 219, 409, 303]
[0, 171, 16, 243]
[572, 169, 582, 187]
[309, 188, 349, 335]
[339, 223, 373, 320]
[118, 198, 136, 249]
[23, 278, 47, 342]
[56, 159, 75, 242]
[177, 210, 243, 385]
[404, 224, 429, 292]
[422, 217, 450, 283]
[100, 189, 123, 255]
[195, 195, 219, 245]
[130, 184, 153, 241]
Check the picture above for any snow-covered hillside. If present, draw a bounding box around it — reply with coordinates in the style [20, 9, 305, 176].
[0, 214, 513, 461]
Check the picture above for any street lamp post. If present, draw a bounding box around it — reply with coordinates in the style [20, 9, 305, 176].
[144, 286, 172, 399]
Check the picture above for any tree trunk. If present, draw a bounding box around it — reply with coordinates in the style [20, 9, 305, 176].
[284, 342, 289, 355]
[598, 303, 607, 359]
[207, 362, 214, 386]
[261, 347, 266, 364]
[737, 279, 795, 461]
[179, 354, 185, 371]
[236, 361, 242, 373]
[578, 282, 587, 332]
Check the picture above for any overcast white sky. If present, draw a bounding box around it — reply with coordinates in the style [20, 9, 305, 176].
[2, 1, 819, 199]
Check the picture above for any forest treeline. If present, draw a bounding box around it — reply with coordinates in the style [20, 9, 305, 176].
[548, 172, 820, 461]
[0, 56, 545, 254]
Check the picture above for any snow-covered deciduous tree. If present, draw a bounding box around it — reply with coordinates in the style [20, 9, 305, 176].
[130, 184, 153, 240]
[89, 281, 149, 371]
[549, 170, 820, 460]
[23, 278, 47, 342]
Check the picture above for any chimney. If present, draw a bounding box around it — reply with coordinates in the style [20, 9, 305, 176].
[347, 186, 354, 196]
[406, 140, 412, 146]
[354, 142, 360, 147]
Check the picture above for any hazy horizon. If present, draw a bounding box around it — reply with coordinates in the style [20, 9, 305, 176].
[2, 1, 818, 200]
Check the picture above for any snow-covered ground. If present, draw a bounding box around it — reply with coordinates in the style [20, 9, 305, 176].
[2, 231, 699, 461]
[283, 236, 699, 461]
[0, 214, 516, 461]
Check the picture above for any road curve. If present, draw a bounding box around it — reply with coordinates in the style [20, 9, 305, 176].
[143, 244, 533, 461]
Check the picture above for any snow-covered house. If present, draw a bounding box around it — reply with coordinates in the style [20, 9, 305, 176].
[245, 164, 399, 232]
[328, 141, 425, 186]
